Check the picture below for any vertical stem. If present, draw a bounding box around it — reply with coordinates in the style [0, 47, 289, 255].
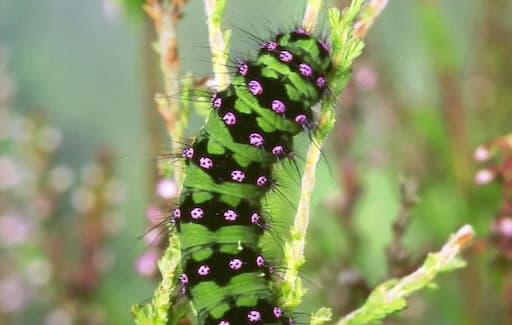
[204, 0, 230, 89]
[303, 0, 323, 33]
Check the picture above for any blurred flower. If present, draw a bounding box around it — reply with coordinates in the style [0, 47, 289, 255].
[48, 165, 75, 193]
[474, 146, 491, 162]
[0, 276, 29, 313]
[146, 205, 164, 225]
[93, 248, 116, 273]
[37, 126, 62, 153]
[71, 187, 96, 213]
[0, 156, 23, 189]
[495, 217, 512, 238]
[492, 216, 512, 259]
[8, 115, 33, 144]
[81, 163, 104, 187]
[102, 212, 125, 235]
[103, 179, 126, 204]
[0, 212, 33, 246]
[44, 307, 74, 325]
[156, 178, 177, 199]
[135, 249, 160, 278]
[102, 0, 122, 23]
[32, 195, 55, 221]
[25, 259, 52, 287]
[143, 228, 162, 246]
[474, 168, 495, 185]
[354, 64, 378, 91]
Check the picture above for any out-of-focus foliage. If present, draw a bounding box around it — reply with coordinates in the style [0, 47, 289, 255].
[119, 0, 146, 18]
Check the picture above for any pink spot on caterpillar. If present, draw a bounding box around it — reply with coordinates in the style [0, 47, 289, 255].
[295, 114, 307, 125]
[256, 255, 265, 267]
[182, 147, 194, 159]
[249, 133, 264, 147]
[238, 61, 249, 76]
[272, 145, 285, 156]
[212, 94, 222, 109]
[279, 51, 293, 62]
[224, 209, 238, 222]
[316, 76, 327, 88]
[251, 212, 262, 225]
[173, 208, 181, 219]
[197, 264, 210, 276]
[256, 176, 268, 187]
[223, 112, 237, 126]
[199, 156, 214, 169]
[229, 258, 243, 270]
[320, 40, 331, 53]
[248, 310, 262, 323]
[271, 100, 286, 114]
[273, 307, 283, 318]
[299, 63, 313, 77]
[219, 321, 230, 325]
[248, 80, 263, 96]
[230, 170, 246, 182]
[296, 27, 310, 35]
[262, 41, 277, 51]
[179, 273, 188, 285]
[190, 207, 204, 220]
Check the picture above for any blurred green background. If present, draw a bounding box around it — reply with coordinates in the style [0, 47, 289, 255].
[1, 0, 511, 324]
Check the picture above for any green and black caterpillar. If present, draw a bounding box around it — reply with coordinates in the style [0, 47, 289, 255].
[173, 28, 332, 324]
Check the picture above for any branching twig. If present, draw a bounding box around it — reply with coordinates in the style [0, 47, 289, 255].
[281, 0, 388, 309]
[144, 0, 189, 184]
[204, 0, 230, 89]
[386, 176, 421, 277]
[337, 224, 475, 325]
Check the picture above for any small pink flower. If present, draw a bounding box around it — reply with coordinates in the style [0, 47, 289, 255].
[146, 205, 163, 225]
[475, 169, 495, 185]
[498, 218, 512, 238]
[135, 250, 160, 277]
[156, 179, 178, 199]
[474, 146, 490, 162]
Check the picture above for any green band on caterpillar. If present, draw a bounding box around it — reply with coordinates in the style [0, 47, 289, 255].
[173, 28, 332, 325]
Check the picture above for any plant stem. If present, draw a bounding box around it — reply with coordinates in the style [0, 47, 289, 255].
[337, 224, 475, 325]
[281, 0, 388, 309]
[204, 0, 230, 89]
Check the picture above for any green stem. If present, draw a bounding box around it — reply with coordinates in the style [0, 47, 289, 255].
[337, 225, 475, 325]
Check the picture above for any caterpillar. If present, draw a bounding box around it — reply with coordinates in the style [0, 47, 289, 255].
[173, 27, 332, 325]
